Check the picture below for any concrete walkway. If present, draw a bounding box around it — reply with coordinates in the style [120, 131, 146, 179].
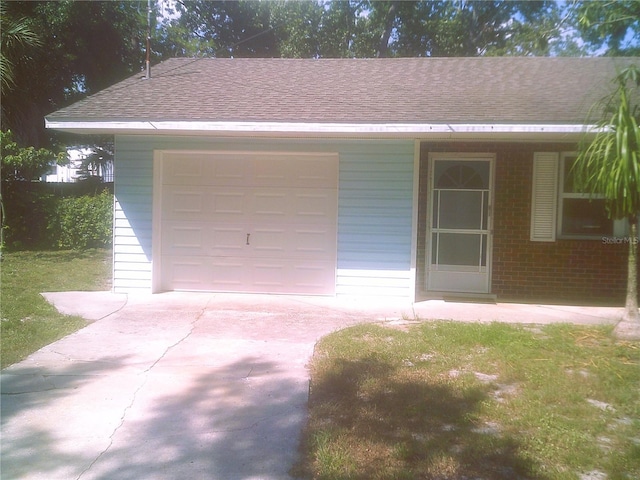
[1, 292, 623, 480]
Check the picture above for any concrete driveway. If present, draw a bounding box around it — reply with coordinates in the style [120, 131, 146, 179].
[1, 292, 622, 480]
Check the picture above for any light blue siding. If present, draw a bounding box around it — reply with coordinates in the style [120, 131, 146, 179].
[113, 135, 415, 297]
[336, 143, 415, 296]
[113, 136, 154, 291]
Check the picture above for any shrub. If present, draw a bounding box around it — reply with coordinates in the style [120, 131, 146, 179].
[1, 181, 57, 249]
[51, 189, 113, 249]
[1, 182, 113, 251]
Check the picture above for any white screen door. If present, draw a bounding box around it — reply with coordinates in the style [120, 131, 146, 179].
[427, 156, 493, 293]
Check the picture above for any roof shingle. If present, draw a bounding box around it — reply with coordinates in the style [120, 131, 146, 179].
[46, 57, 639, 125]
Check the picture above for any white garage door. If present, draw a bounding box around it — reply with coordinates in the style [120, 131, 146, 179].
[158, 152, 338, 294]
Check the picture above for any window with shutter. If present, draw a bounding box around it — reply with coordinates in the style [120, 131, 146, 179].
[558, 153, 616, 238]
[530, 152, 558, 242]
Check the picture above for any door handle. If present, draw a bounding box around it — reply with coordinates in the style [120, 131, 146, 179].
[246, 233, 250, 245]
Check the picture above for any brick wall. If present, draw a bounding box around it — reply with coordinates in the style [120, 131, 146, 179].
[418, 141, 633, 305]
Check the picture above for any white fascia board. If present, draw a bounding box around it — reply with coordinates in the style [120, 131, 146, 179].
[45, 119, 601, 135]
[45, 120, 154, 131]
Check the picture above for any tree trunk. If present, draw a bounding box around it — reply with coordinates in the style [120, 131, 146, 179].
[615, 218, 640, 339]
[376, 2, 397, 58]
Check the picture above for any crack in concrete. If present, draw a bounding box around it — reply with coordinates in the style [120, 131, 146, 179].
[76, 303, 210, 480]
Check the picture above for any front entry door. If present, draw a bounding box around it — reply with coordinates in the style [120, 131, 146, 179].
[427, 156, 493, 293]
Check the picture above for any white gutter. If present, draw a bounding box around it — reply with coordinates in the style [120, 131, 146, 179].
[45, 119, 601, 135]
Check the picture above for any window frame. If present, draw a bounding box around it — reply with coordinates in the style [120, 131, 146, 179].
[557, 152, 626, 240]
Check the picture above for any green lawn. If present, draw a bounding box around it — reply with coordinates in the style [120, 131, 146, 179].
[293, 321, 640, 480]
[1, 249, 112, 368]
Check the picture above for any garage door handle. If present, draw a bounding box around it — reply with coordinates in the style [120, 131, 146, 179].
[246, 233, 250, 245]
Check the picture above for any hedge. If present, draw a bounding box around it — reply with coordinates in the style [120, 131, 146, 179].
[51, 189, 113, 249]
[1, 181, 113, 250]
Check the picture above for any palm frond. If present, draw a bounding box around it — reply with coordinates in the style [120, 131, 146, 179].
[573, 65, 640, 221]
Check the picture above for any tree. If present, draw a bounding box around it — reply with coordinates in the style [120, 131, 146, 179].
[0, 1, 41, 96]
[570, 0, 640, 56]
[163, 0, 278, 57]
[1, 1, 148, 147]
[76, 144, 115, 182]
[0, 130, 67, 252]
[0, 130, 67, 183]
[160, 1, 568, 59]
[573, 65, 640, 340]
[374, 0, 565, 57]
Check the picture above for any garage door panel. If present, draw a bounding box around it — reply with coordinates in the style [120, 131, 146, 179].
[250, 227, 287, 257]
[247, 259, 336, 294]
[248, 225, 336, 260]
[161, 256, 209, 291]
[162, 153, 208, 184]
[251, 191, 289, 217]
[162, 153, 338, 188]
[250, 261, 287, 290]
[164, 188, 336, 223]
[292, 227, 337, 258]
[295, 158, 339, 188]
[214, 192, 246, 215]
[249, 188, 337, 223]
[160, 152, 338, 294]
[293, 191, 338, 220]
[209, 257, 247, 289]
[290, 260, 336, 294]
[252, 155, 339, 188]
[164, 222, 335, 259]
[164, 225, 204, 252]
[163, 153, 248, 187]
[210, 226, 248, 256]
[163, 255, 249, 292]
[253, 156, 290, 186]
[211, 154, 251, 186]
[163, 186, 249, 221]
[162, 221, 247, 256]
[163, 257, 335, 295]
[163, 189, 205, 217]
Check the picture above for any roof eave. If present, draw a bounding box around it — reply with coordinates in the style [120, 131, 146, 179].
[45, 119, 600, 140]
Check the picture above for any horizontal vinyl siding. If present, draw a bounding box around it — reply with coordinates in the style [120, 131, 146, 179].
[113, 136, 154, 293]
[113, 135, 415, 297]
[336, 142, 414, 297]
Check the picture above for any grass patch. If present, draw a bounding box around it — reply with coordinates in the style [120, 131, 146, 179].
[1, 249, 112, 368]
[293, 321, 640, 480]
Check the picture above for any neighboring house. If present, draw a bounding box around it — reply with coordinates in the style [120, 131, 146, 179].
[45, 57, 639, 303]
[42, 147, 114, 183]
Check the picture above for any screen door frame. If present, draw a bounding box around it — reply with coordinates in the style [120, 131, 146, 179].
[426, 153, 495, 294]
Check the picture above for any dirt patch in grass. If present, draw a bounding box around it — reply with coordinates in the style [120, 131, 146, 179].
[292, 322, 640, 480]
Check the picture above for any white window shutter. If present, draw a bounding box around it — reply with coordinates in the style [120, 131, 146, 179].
[530, 152, 559, 242]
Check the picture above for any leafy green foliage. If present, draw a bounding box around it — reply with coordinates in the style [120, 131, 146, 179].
[1, 0, 147, 146]
[574, 65, 640, 222]
[572, 0, 640, 56]
[51, 189, 113, 250]
[4, 0, 639, 150]
[1, 181, 113, 251]
[0, 182, 57, 250]
[162, 0, 569, 59]
[0, 130, 66, 182]
[0, 0, 42, 95]
[573, 64, 640, 326]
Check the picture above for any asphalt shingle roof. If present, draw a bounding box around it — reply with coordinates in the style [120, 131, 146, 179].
[46, 57, 638, 125]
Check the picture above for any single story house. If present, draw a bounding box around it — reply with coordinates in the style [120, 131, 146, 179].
[45, 56, 639, 304]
